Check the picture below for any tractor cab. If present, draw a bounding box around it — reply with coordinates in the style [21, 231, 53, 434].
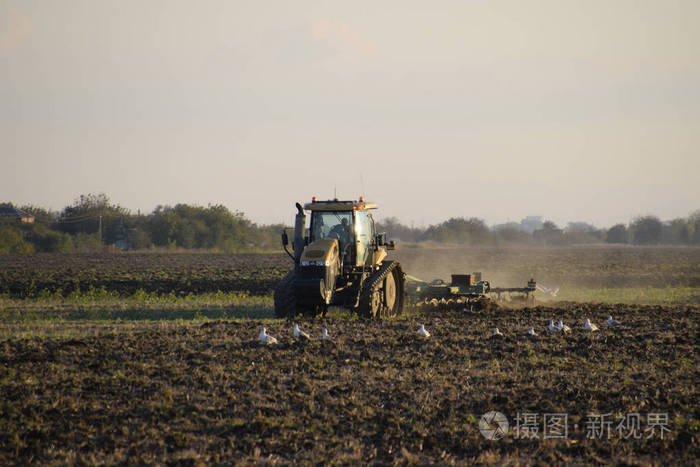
[305, 198, 379, 268]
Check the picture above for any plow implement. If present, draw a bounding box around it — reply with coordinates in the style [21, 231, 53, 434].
[406, 272, 537, 311]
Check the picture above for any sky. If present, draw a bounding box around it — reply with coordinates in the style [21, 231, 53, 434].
[1, 0, 698, 228]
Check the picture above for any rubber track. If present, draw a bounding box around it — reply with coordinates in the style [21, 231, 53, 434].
[357, 261, 404, 319]
[273, 270, 298, 318]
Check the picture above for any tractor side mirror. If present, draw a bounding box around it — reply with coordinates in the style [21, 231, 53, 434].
[281, 230, 289, 246]
[375, 232, 386, 246]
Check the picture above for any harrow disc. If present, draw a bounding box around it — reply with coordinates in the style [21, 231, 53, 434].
[415, 296, 497, 313]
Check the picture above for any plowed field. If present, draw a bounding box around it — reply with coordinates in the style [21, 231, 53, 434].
[0, 248, 698, 464]
[1, 303, 697, 465]
[0, 253, 287, 297]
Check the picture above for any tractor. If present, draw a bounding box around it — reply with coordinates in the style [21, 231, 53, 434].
[274, 198, 405, 319]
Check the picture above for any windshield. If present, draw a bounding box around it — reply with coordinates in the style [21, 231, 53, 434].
[311, 211, 354, 247]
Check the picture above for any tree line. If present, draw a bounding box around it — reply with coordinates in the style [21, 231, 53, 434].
[1, 194, 699, 253]
[0, 194, 283, 254]
[376, 213, 700, 246]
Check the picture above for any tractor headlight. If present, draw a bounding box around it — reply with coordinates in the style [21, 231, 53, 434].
[301, 260, 330, 266]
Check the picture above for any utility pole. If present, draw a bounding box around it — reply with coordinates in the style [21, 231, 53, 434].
[98, 215, 103, 243]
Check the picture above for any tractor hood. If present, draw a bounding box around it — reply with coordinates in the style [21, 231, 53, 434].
[300, 239, 340, 267]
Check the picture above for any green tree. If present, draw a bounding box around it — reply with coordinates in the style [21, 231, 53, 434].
[127, 228, 153, 249]
[422, 217, 490, 245]
[21, 224, 73, 252]
[0, 223, 35, 253]
[375, 217, 425, 243]
[630, 216, 663, 245]
[606, 224, 629, 243]
[145, 204, 252, 251]
[661, 218, 691, 245]
[56, 193, 129, 244]
[692, 219, 700, 245]
[147, 205, 174, 247]
[254, 223, 289, 251]
[688, 210, 700, 245]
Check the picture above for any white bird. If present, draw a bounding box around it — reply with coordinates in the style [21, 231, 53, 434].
[528, 327, 537, 336]
[557, 320, 571, 333]
[548, 320, 560, 332]
[493, 327, 504, 337]
[418, 324, 430, 338]
[606, 316, 621, 327]
[321, 328, 331, 340]
[259, 326, 278, 344]
[293, 323, 311, 340]
[584, 318, 599, 331]
[537, 284, 560, 297]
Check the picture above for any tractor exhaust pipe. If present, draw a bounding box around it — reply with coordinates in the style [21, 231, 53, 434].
[293, 202, 306, 268]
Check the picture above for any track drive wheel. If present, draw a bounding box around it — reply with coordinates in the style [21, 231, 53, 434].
[367, 287, 382, 318]
[359, 261, 405, 319]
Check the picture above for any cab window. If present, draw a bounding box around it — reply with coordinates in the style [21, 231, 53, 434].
[310, 211, 353, 248]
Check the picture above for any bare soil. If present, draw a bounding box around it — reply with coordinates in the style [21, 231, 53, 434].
[1, 303, 697, 465]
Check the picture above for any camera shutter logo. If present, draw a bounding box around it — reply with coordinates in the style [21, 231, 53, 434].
[479, 411, 509, 440]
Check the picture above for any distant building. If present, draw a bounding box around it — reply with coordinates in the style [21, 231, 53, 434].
[0, 206, 35, 223]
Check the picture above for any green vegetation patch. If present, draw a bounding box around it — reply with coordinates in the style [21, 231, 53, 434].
[0, 290, 273, 323]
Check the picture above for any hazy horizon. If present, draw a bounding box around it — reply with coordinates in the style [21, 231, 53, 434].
[2, 1, 698, 229]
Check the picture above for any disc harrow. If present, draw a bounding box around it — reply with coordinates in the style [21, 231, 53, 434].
[406, 272, 537, 312]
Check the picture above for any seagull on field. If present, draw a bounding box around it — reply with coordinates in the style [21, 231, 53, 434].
[528, 327, 537, 336]
[537, 284, 560, 297]
[418, 324, 431, 338]
[492, 327, 504, 337]
[321, 328, 331, 340]
[293, 323, 311, 340]
[606, 316, 621, 327]
[584, 318, 599, 331]
[557, 320, 571, 333]
[548, 320, 560, 332]
[259, 326, 278, 344]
